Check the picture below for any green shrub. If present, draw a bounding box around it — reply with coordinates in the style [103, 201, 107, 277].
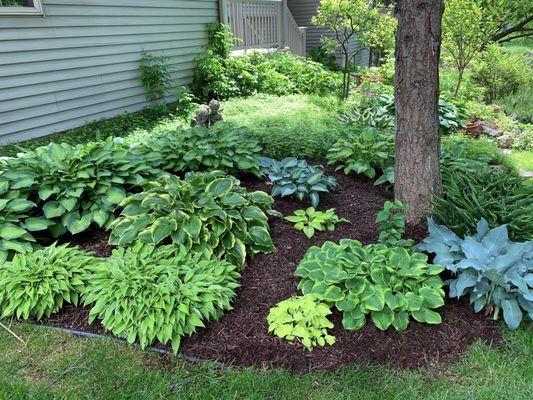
[139, 54, 172, 101]
[472, 44, 532, 102]
[418, 219, 533, 330]
[308, 43, 338, 71]
[295, 240, 445, 331]
[495, 86, 533, 124]
[267, 295, 335, 350]
[259, 157, 337, 207]
[285, 207, 349, 239]
[83, 243, 240, 352]
[376, 200, 413, 248]
[0, 244, 95, 320]
[109, 171, 274, 267]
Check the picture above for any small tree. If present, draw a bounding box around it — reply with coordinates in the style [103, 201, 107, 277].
[442, 0, 486, 97]
[313, 0, 396, 98]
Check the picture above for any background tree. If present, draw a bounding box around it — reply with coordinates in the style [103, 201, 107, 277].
[480, 0, 532, 43]
[313, 0, 396, 98]
[394, 0, 444, 224]
[442, 0, 485, 96]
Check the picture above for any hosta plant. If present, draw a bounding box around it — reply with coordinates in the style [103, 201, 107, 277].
[0, 243, 95, 320]
[83, 243, 240, 352]
[285, 207, 349, 239]
[418, 219, 533, 330]
[267, 295, 335, 350]
[259, 157, 337, 207]
[109, 171, 275, 266]
[327, 127, 394, 183]
[376, 200, 413, 248]
[295, 240, 445, 331]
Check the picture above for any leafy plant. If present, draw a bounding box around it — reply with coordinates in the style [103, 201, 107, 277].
[327, 127, 394, 183]
[418, 219, 532, 330]
[259, 157, 337, 207]
[376, 201, 413, 248]
[295, 240, 445, 331]
[285, 208, 349, 239]
[108, 171, 275, 267]
[0, 243, 95, 320]
[267, 295, 336, 350]
[139, 54, 172, 101]
[83, 243, 240, 352]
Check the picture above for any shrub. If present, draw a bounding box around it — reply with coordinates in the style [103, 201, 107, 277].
[472, 44, 532, 102]
[295, 240, 445, 331]
[495, 86, 533, 124]
[259, 157, 337, 207]
[285, 208, 349, 239]
[139, 54, 172, 101]
[83, 243, 240, 352]
[376, 200, 413, 248]
[267, 295, 335, 350]
[418, 219, 533, 330]
[0, 244, 95, 320]
[109, 171, 275, 266]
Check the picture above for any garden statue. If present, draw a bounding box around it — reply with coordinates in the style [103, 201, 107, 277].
[191, 100, 223, 128]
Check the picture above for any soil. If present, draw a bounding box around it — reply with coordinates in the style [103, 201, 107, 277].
[40, 167, 503, 372]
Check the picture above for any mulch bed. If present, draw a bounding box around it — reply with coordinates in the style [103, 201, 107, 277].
[40, 167, 502, 372]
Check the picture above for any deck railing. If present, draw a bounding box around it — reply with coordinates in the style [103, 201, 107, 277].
[219, 0, 306, 56]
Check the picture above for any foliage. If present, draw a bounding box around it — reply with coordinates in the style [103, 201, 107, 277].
[479, 0, 533, 43]
[376, 201, 413, 248]
[510, 151, 533, 170]
[432, 169, 533, 242]
[267, 295, 335, 350]
[142, 124, 262, 176]
[313, 0, 396, 98]
[0, 244, 95, 320]
[496, 86, 533, 124]
[327, 127, 395, 183]
[295, 240, 445, 331]
[418, 219, 533, 330]
[83, 243, 240, 352]
[108, 171, 274, 267]
[285, 207, 349, 239]
[308, 42, 338, 71]
[259, 157, 337, 207]
[472, 44, 532, 102]
[139, 54, 172, 101]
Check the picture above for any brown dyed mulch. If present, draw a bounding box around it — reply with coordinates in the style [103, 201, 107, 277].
[41, 168, 502, 372]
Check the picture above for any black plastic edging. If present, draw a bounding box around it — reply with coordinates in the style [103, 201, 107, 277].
[34, 324, 229, 369]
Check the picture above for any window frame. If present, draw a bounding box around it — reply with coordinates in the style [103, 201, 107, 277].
[0, 0, 44, 16]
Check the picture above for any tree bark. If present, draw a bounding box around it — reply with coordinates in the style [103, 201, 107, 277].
[394, 0, 444, 224]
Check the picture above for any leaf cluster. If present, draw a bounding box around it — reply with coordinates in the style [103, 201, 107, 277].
[376, 201, 414, 248]
[139, 54, 172, 102]
[285, 207, 349, 239]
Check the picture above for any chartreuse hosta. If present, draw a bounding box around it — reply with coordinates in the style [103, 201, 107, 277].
[109, 171, 275, 267]
[418, 218, 533, 330]
[285, 207, 349, 239]
[295, 240, 445, 332]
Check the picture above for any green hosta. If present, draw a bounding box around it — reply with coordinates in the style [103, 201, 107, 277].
[285, 207, 349, 239]
[418, 219, 533, 330]
[109, 171, 275, 266]
[295, 240, 445, 332]
[376, 201, 413, 248]
[267, 295, 335, 350]
[327, 127, 394, 183]
[0, 243, 96, 320]
[83, 243, 240, 352]
[141, 124, 262, 175]
[259, 157, 337, 207]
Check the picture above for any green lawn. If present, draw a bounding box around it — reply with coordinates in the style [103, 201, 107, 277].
[510, 151, 533, 171]
[1, 323, 532, 400]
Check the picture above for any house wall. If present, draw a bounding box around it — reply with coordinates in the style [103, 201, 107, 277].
[287, 0, 370, 67]
[0, 0, 219, 145]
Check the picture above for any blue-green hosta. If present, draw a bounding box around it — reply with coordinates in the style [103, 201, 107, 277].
[109, 171, 275, 266]
[418, 218, 533, 330]
[83, 243, 241, 352]
[0, 243, 96, 320]
[295, 240, 445, 331]
[259, 157, 337, 207]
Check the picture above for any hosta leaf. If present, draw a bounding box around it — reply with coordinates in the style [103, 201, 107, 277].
[501, 298, 522, 330]
[411, 307, 442, 324]
[371, 308, 394, 331]
[419, 287, 444, 309]
[183, 216, 202, 239]
[205, 178, 233, 197]
[43, 201, 66, 219]
[23, 218, 51, 232]
[68, 213, 93, 235]
[392, 310, 409, 331]
[0, 223, 28, 240]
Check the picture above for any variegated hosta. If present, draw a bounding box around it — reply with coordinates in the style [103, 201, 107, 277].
[295, 239, 445, 332]
[109, 171, 275, 267]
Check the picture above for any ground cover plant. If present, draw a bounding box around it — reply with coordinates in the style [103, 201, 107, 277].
[285, 207, 349, 239]
[418, 219, 533, 330]
[109, 171, 275, 267]
[83, 243, 241, 352]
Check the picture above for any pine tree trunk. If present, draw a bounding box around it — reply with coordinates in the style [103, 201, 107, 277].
[394, 0, 444, 224]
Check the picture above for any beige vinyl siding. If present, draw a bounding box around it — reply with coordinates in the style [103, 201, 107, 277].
[0, 0, 218, 145]
[287, 0, 369, 67]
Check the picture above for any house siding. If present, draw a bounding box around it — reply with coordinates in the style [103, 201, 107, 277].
[0, 0, 219, 145]
[287, 0, 370, 67]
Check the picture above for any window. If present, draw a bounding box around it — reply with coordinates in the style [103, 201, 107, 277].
[0, 0, 43, 15]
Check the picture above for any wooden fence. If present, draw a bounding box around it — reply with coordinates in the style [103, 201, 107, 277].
[219, 0, 307, 56]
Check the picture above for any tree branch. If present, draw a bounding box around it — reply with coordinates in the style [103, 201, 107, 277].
[491, 15, 533, 42]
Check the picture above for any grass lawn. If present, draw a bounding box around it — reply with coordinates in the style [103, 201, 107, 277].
[510, 150, 533, 171]
[1, 323, 532, 400]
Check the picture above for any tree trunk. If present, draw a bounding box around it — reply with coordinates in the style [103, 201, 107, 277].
[394, 0, 444, 224]
[454, 68, 464, 97]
